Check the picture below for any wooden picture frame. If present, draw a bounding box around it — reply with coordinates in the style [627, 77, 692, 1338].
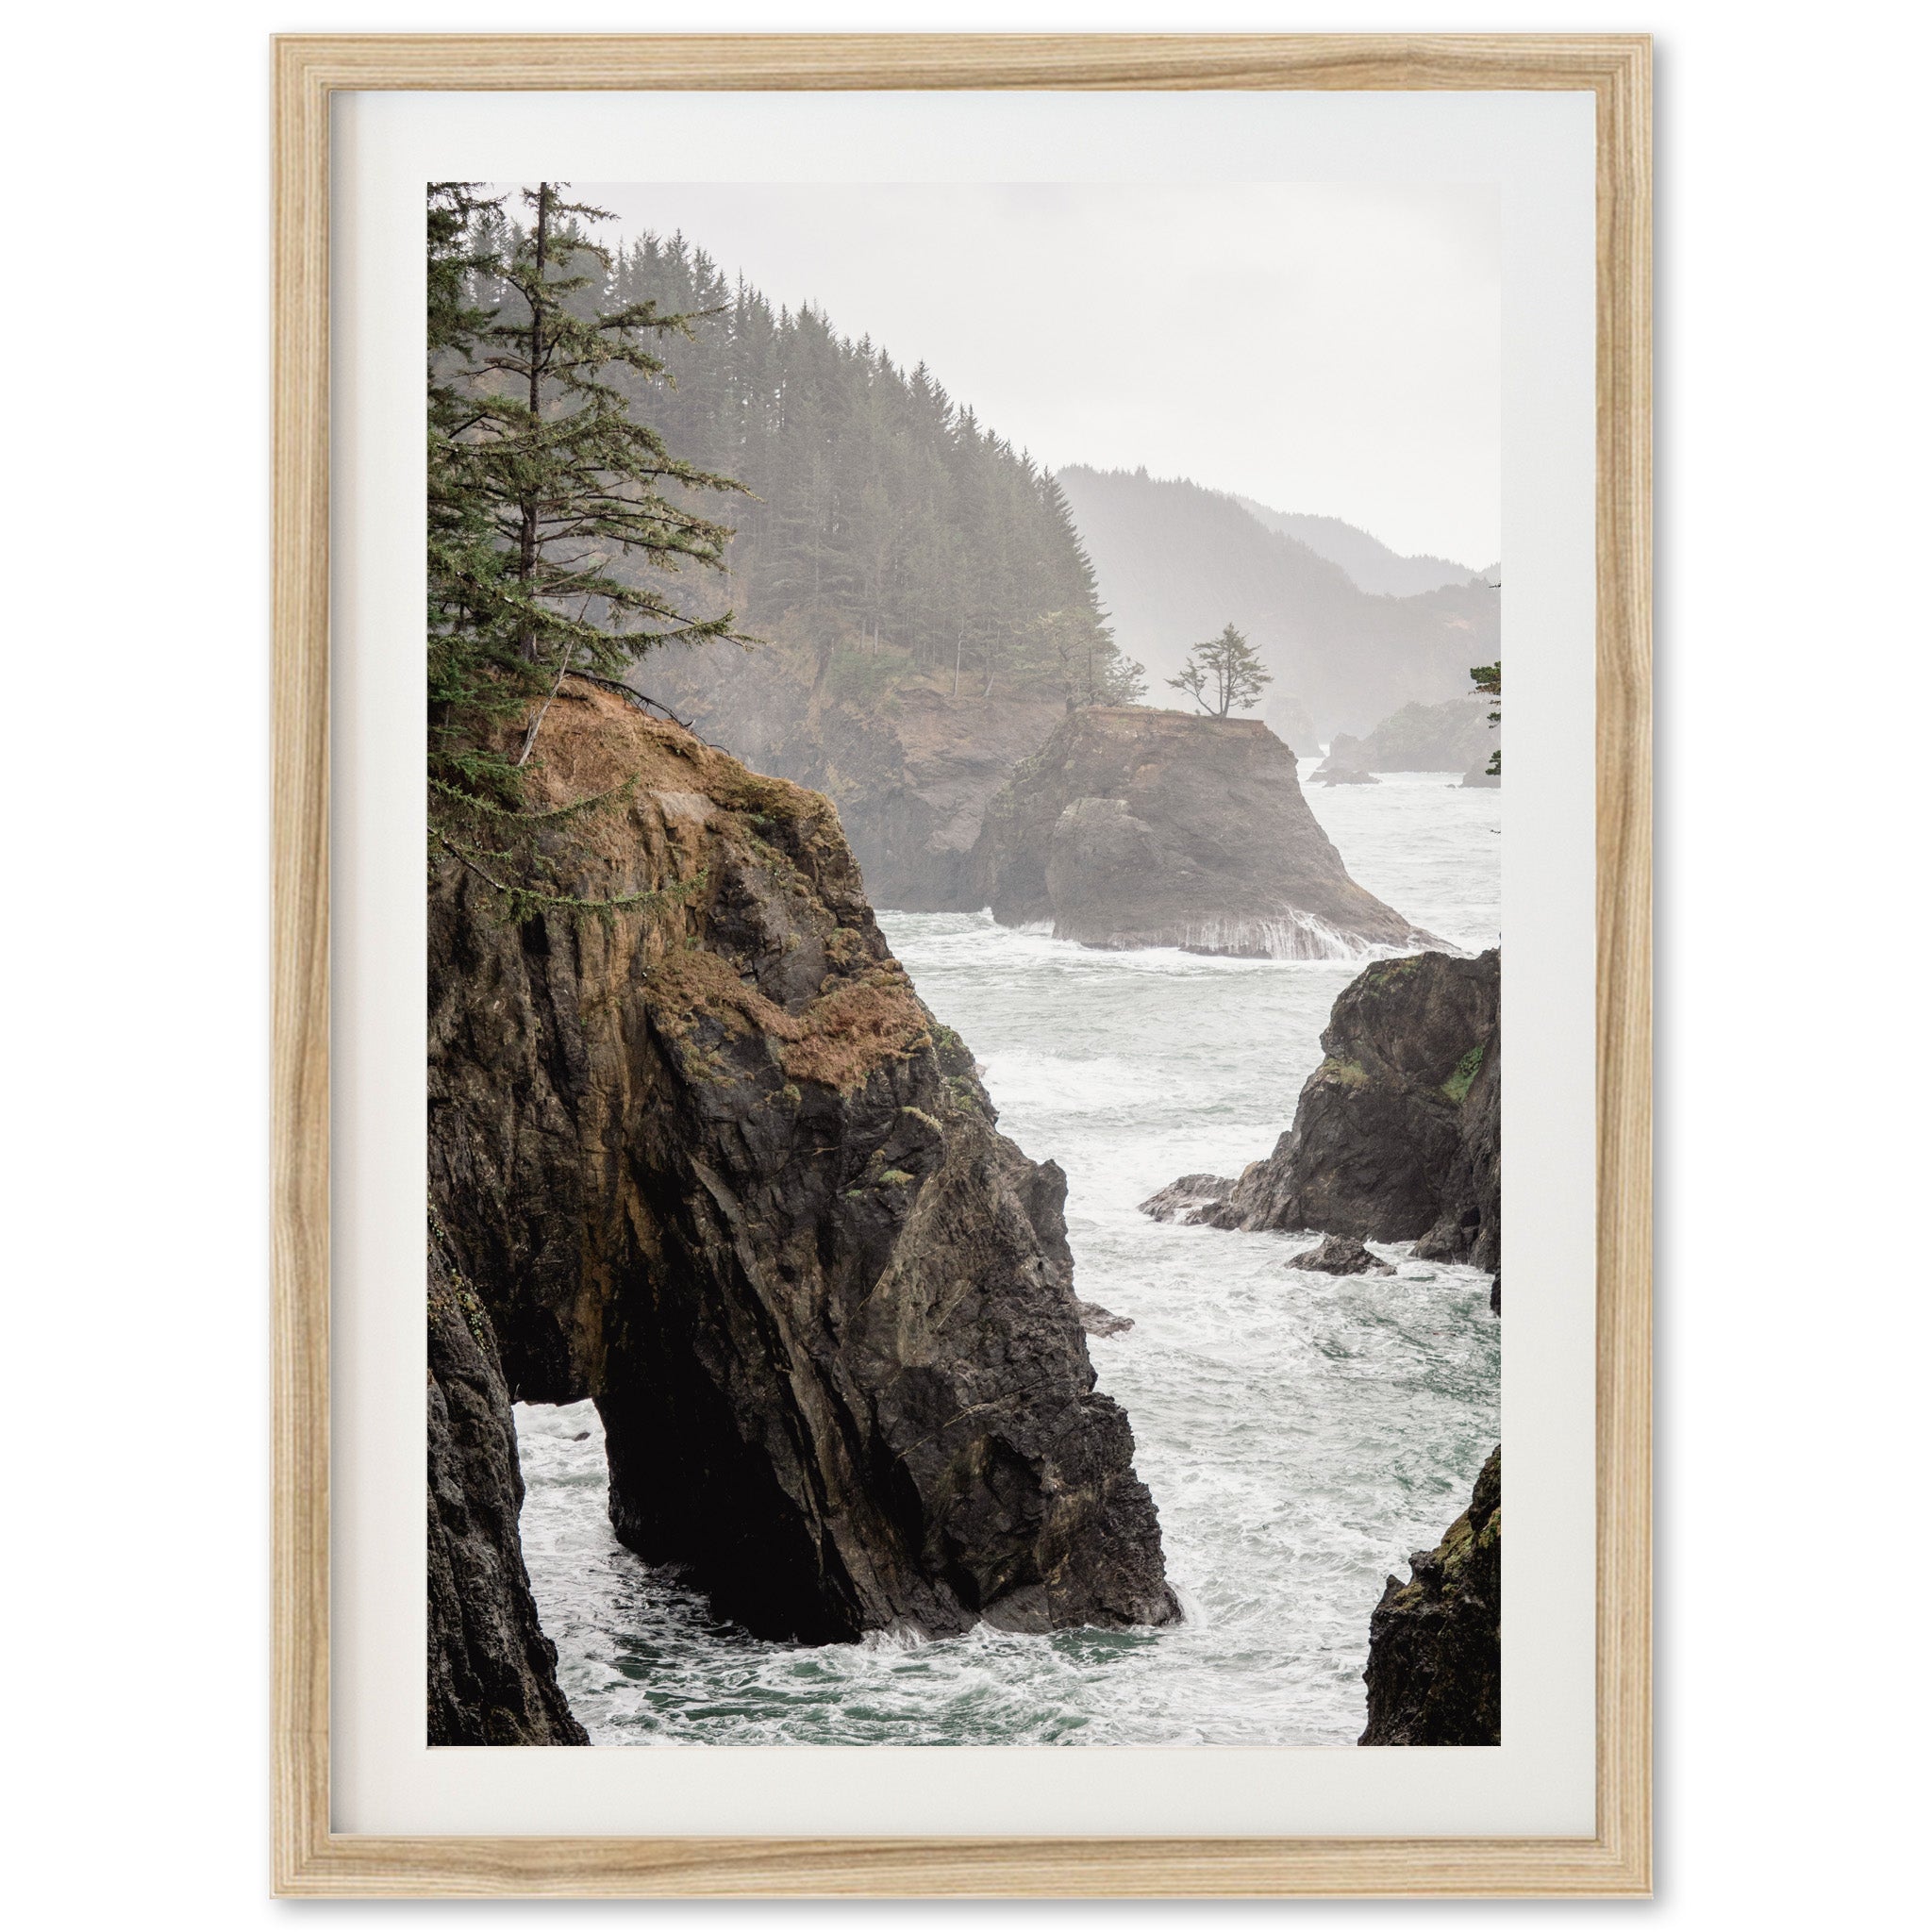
[273, 31, 1650, 1897]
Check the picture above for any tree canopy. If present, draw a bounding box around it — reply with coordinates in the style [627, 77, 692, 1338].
[584, 228, 1140, 705]
[1470, 659, 1501, 774]
[428, 183, 748, 811]
[1168, 622, 1273, 718]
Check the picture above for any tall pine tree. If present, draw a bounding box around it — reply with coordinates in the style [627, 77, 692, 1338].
[427, 183, 753, 917]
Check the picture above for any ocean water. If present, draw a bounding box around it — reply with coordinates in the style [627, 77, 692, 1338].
[514, 764, 1501, 1744]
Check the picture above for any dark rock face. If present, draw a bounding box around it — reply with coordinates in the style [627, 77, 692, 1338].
[1076, 1300, 1135, 1337]
[1138, 1173, 1235, 1223]
[637, 640, 1063, 910]
[967, 708, 1434, 958]
[430, 679, 1177, 1667]
[1414, 1005, 1502, 1307]
[1193, 950, 1500, 1249]
[1360, 1447, 1501, 1745]
[427, 1238, 587, 1746]
[1290, 1233, 1394, 1276]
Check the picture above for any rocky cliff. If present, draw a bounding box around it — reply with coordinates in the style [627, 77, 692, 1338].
[429, 678, 1177, 1687]
[630, 637, 1063, 911]
[966, 708, 1435, 958]
[1359, 1447, 1501, 1745]
[1173, 951, 1500, 1256]
[427, 1231, 587, 1745]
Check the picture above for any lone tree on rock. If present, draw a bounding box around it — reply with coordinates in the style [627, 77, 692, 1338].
[1168, 622, 1273, 718]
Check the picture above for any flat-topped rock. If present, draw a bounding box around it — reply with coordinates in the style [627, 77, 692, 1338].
[967, 708, 1435, 958]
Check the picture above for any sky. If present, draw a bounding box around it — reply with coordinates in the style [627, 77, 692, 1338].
[584, 181, 1501, 571]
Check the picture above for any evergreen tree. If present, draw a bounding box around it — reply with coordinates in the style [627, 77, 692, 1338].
[427, 182, 525, 806]
[593, 237, 1132, 701]
[426, 183, 751, 913]
[1168, 622, 1273, 717]
[475, 184, 747, 682]
[1471, 659, 1502, 774]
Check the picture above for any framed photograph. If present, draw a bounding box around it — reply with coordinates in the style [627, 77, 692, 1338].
[274, 32, 1651, 1897]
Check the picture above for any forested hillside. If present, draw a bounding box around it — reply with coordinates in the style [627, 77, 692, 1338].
[473, 222, 1138, 706]
[1058, 467, 1501, 742]
[1231, 498, 1481, 599]
[447, 216, 1143, 907]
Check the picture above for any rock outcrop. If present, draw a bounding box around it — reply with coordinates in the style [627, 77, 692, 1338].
[1189, 951, 1500, 1253]
[429, 678, 1177, 1674]
[967, 708, 1434, 958]
[428, 1234, 587, 1745]
[1137, 1174, 1236, 1223]
[1460, 756, 1501, 790]
[1289, 1233, 1394, 1276]
[1314, 731, 1375, 784]
[634, 638, 1063, 910]
[1359, 1447, 1501, 1745]
[1414, 999, 1503, 1310]
[1347, 697, 1497, 774]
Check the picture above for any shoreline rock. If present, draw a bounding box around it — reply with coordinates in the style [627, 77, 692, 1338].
[1347, 697, 1497, 774]
[968, 708, 1435, 958]
[1288, 1233, 1395, 1276]
[1188, 950, 1500, 1257]
[1359, 1447, 1501, 1746]
[1138, 1173, 1236, 1224]
[429, 678, 1178, 1687]
[428, 1234, 587, 1746]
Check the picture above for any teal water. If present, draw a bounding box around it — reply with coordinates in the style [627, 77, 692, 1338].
[514, 765, 1501, 1744]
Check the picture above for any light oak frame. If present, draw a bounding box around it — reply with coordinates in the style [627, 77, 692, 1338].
[272, 32, 1651, 1898]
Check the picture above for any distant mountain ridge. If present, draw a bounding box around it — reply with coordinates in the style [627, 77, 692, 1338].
[1057, 465, 1501, 743]
[1231, 498, 1479, 598]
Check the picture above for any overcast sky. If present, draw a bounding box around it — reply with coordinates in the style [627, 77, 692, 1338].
[584, 182, 1500, 570]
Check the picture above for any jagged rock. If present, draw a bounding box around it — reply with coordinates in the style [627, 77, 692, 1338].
[1460, 756, 1501, 790]
[1076, 1300, 1134, 1337]
[967, 708, 1435, 958]
[1288, 1233, 1394, 1276]
[1191, 950, 1500, 1251]
[636, 638, 1063, 910]
[1137, 1173, 1236, 1223]
[427, 1237, 587, 1746]
[1359, 1447, 1501, 1745]
[1319, 766, 1379, 787]
[429, 677, 1177, 1667]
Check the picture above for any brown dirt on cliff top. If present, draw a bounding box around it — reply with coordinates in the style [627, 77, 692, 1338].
[517, 684, 927, 1093]
[516, 678, 735, 808]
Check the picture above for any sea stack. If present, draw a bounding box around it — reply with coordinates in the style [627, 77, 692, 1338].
[428, 678, 1178, 1717]
[966, 707, 1434, 958]
[1143, 949, 1501, 1305]
[1184, 949, 1500, 1253]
